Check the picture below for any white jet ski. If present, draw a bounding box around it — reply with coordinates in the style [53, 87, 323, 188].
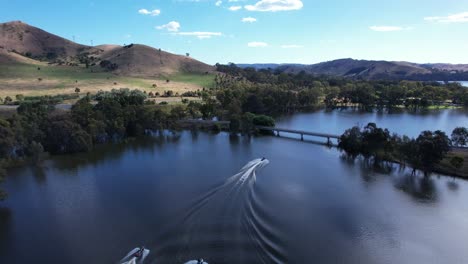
[120, 247, 150, 264]
[185, 259, 209, 264]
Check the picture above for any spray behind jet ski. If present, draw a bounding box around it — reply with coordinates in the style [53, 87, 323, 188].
[148, 158, 283, 263]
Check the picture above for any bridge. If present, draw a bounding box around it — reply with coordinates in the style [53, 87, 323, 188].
[255, 126, 340, 144]
[178, 120, 341, 144]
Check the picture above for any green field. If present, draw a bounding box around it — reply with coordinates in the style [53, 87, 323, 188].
[0, 63, 216, 97]
[163, 73, 216, 88]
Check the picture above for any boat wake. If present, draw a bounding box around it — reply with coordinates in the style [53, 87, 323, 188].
[153, 158, 285, 263]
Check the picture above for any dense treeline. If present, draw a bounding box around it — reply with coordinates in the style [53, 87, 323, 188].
[0, 88, 275, 199]
[0, 89, 186, 158]
[214, 63, 468, 112]
[1, 93, 80, 106]
[338, 123, 467, 175]
[0, 89, 179, 198]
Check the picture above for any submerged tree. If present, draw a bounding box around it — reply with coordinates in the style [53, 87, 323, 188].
[414, 130, 451, 173]
[338, 126, 363, 158]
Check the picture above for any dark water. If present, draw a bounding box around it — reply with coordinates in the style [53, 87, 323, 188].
[1, 110, 468, 264]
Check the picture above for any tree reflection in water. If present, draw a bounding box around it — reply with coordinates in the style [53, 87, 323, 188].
[393, 174, 437, 203]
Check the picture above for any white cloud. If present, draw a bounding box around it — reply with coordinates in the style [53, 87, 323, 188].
[281, 44, 303, 48]
[173, 32, 222, 39]
[248, 41, 268, 47]
[215, 0, 222, 6]
[229, 6, 242, 11]
[369, 26, 404, 32]
[424, 12, 468, 23]
[157, 21, 181, 32]
[138, 9, 161, 16]
[242, 17, 257, 23]
[245, 0, 303, 12]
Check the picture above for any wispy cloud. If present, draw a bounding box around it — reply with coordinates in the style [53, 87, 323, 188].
[369, 26, 405, 32]
[173, 32, 222, 39]
[424, 12, 468, 23]
[281, 44, 303, 48]
[138, 9, 161, 16]
[229, 6, 242, 11]
[248, 41, 268, 47]
[156, 21, 181, 32]
[215, 0, 222, 6]
[245, 0, 303, 12]
[242, 17, 257, 23]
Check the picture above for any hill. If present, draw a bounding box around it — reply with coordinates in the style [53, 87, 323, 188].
[0, 21, 216, 98]
[0, 20, 94, 62]
[239, 59, 468, 81]
[94, 44, 213, 77]
[0, 20, 214, 76]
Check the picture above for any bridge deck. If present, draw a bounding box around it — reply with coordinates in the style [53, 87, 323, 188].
[179, 120, 230, 125]
[255, 126, 340, 139]
[179, 120, 340, 139]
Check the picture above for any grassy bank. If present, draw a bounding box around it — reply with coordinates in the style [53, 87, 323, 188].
[436, 148, 468, 178]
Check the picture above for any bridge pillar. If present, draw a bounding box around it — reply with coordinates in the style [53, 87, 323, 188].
[276, 130, 280, 137]
[327, 137, 331, 145]
[301, 134, 304, 141]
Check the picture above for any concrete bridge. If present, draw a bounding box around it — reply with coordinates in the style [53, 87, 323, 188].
[179, 120, 341, 144]
[255, 126, 340, 144]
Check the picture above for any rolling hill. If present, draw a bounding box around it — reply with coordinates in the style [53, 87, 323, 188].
[239, 59, 468, 81]
[0, 20, 214, 76]
[0, 21, 216, 98]
[94, 44, 213, 77]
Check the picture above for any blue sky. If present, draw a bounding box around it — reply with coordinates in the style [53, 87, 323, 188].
[1, 0, 468, 64]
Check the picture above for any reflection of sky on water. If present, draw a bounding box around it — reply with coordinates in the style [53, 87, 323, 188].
[1, 131, 468, 264]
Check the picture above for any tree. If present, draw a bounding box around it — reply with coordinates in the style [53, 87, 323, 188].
[450, 156, 464, 170]
[415, 130, 451, 172]
[240, 112, 256, 135]
[361, 123, 391, 159]
[4, 96, 13, 105]
[170, 105, 187, 120]
[99, 60, 118, 71]
[15, 94, 25, 102]
[252, 114, 275, 127]
[44, 117, 93, 154]
[451, 127, 468, 147]
[0, 118, 15, 158]
[28, 141, 45, 165]
[243, 94, 265, 114]
[338, 126, 362, 158]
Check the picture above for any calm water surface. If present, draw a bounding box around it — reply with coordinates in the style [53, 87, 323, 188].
[1, 110, 468, 264]
[277, 108, 468, 137]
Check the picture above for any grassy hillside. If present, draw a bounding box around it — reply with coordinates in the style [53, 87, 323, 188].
[0, 63, 215, 97]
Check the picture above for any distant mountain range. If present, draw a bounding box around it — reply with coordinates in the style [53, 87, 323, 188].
[0, 21, 214, 77]
[238, 59, 468, 81]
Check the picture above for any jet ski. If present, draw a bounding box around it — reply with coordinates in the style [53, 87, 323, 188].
[185, 259, 209, 264]
[120, 247, 150, 264]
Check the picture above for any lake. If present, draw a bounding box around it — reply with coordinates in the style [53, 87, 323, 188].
[1, 109, 468, 264]
[276, 108, 468, 138]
